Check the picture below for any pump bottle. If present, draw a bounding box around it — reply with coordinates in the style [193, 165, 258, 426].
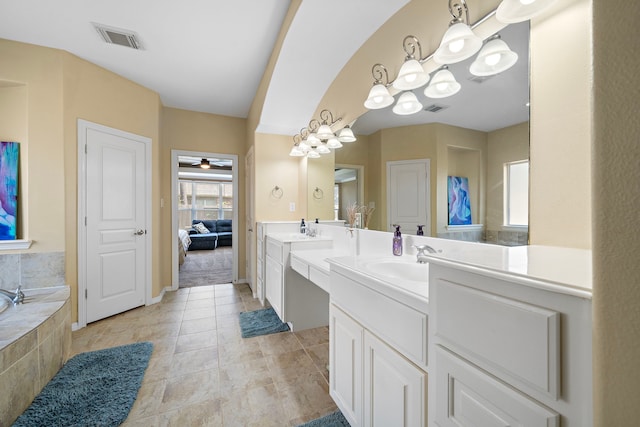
[393, 225, 403, 256]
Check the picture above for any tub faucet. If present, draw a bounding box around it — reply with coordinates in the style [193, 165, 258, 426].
[0, 285, 24, 305]
[414, 245, 438, 264]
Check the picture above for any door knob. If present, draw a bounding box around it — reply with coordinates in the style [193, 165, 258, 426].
[134, 229, 145, 235]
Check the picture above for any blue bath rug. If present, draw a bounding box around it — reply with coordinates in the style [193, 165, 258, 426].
[297, 410, 351, 427]
[12, 342, 153, 427]
[239, 307, 290, 338]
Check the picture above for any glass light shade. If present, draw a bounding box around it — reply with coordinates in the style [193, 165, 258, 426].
[307, 149, 321, 159]
[337, 126, 356, 143]
[470, 38, 518, 76]
[424, 69, 461, 98]
[316, 124, 334, 140]
[316, 143, 331, 154]
[392, 59, 430, 90]
[392, 91, 423, 115]
[289, 145, 304, 157]
[326, 137, 343, 149]
[364, 84, 394, 109]
[200, 159, 210, 169]
[298, 140, 310, 152]
[496, 0, 558, 23]
[306, 133, 320, 146]
[433, 22, 482, 64]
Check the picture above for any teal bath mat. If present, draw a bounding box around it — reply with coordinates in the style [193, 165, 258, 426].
[297, 410, 350, 427]
[12, 342, 153, 427]
[239, 307, 290, 338]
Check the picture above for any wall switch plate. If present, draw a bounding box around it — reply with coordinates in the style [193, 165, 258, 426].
[369, 201, 375, 209]
[289, 202, 295, 212]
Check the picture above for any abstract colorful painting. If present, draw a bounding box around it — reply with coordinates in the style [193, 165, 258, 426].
[448, 176, 472, 225]
[0, 142, 19, 240]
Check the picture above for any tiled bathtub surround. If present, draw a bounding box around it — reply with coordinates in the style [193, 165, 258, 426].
[0, 286, 71, 425]
[0, 251, 66, 290]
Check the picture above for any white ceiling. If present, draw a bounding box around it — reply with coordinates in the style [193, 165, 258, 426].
[0, 0, 408, 134]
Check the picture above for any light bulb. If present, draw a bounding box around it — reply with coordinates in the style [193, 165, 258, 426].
[448, 39, 465, 53]
[404, 73, 417, 83]
[484, 53, 502, 66]
[436, 82, 448, 91]
[373, 95, 383, 103]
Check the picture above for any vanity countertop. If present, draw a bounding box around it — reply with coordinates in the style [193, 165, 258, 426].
[290, 249, 350, 274]
[424, 244, 592, 299]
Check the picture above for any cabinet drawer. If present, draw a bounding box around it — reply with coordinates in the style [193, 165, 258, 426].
[309, 266, 329, 293]
[433, 279, 560, 399]
[434, 346, 558, 426]
[266, 239, 283, 264]
[290, 256, 309, 279]
[331, 271, 428, 369]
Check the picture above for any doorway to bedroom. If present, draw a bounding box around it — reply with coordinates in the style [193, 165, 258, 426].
[171, 150, 238, 289]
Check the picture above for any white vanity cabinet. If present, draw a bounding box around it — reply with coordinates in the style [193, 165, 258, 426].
[329, 264, 428, 427]
[428, 262, 593, 427]
[264, 234, 332, 330]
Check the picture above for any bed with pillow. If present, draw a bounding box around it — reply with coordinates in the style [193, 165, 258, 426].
[178, 228, 191, 265]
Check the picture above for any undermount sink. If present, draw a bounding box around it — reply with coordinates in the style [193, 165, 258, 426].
[367, 260, 429, 283]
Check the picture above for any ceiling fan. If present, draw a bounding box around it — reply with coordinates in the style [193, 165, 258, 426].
[189, 158, 233, 169]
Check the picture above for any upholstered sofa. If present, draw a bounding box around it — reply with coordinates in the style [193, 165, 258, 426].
[188, 219, 232, 250]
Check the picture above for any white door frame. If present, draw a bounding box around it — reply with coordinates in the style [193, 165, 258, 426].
[335, 163, 365, 208]
[386, 159, 431, 234]
[171, 150, 239, 290]
[77, 119, 152, 329]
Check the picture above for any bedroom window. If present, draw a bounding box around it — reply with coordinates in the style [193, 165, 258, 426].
[178, 180, 233, 228]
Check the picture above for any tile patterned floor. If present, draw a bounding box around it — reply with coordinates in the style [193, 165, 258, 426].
[71, 283, 336, 426]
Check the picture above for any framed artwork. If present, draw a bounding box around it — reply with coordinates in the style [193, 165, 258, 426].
[0, 142, 19, 240]
[448, 176, 472, 225]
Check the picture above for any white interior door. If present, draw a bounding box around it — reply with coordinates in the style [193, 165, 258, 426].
[387, 159, 430, 235]
[245, 147, 255, 293]
[84, 124, 148, 323]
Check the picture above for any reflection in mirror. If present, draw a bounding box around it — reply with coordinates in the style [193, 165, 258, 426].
[351, 21, 530, 246]
[334, 165, 365, 224]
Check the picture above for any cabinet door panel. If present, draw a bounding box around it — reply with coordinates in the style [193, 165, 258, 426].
[434, 279, 560, 399]
[364, 331, 426, 427]
[265, 257, 283, 319]
[330, 304, 363, 427]
[434, 346, 559, 427]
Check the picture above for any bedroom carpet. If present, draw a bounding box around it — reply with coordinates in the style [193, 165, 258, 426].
[179, 247, 233, 287]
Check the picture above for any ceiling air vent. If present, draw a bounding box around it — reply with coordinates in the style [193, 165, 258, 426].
[92, 23, 143, 50]
[424, 104, 449, 113]
[467, 75, 494, 84]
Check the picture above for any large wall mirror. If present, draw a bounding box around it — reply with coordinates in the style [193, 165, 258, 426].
[335, 21, 529, 246]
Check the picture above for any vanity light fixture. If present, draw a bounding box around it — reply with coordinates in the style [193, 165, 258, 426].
[364, 64, 395, 109]
[337, 126, 356, 143]
[433, 0, 483, 65]
[424, 66, 461, 98]
[392, 91, 424, 115]
[393, 36, 431, 90]
[469, 34, 518, 76]
[289, 109, 356, 158]
[496, 0, 558, 23]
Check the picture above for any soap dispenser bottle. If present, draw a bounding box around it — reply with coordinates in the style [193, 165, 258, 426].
[300, 218, 306, 234]
[393, 225, 403, 256]
[417, 225, 424, 236]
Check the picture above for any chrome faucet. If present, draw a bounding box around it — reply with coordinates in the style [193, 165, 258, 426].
[414, 245, 438, 264]
[0, 285, 24, 305]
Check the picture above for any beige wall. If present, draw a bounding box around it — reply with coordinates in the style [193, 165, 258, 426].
[254, 133, 303, 221]
[0, 84, 28, 239]
[486, 122, 529, 230]
[161, 107, 247, 283]
[592, 0, 640, 423]
[529, 0, 592, 248]
[0, 40, 64, 254]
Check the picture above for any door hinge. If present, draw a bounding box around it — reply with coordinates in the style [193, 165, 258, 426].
[84, 216, 87, 226]
[85, 144, 87, 154]
[85, 289, 88, 299]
